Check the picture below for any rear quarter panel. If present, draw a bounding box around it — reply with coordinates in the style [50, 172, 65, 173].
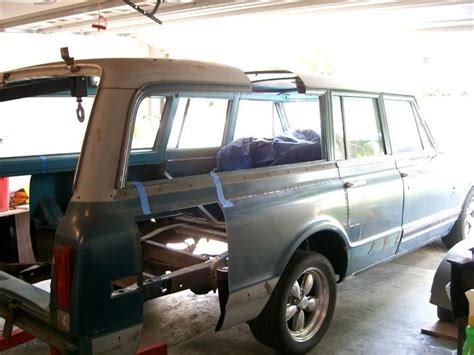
[219, 161, 347, 327]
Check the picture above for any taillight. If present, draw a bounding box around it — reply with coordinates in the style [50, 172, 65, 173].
[53, 244, 74, 310]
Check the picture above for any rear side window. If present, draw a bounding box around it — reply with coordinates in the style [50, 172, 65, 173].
[233, 100, 282, 139]
[234, 98, 322, 140]
[219, 97, 323, 172]
[284, 99, 321, 132]
[336, 96, 385, 159]
[132, 96, 165, 150]
[168, 97, 228, 149]
[384, 99, 422, 154]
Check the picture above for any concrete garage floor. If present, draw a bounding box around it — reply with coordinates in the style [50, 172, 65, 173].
[2, 240, 457, 354]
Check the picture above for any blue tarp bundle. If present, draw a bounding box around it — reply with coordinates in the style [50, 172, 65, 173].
[217, 129, 322, 172]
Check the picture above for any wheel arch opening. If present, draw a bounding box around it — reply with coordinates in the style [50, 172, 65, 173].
[299, 230, 348, 282]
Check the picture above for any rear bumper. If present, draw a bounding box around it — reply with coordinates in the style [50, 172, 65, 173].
[0, 271, 76, 351]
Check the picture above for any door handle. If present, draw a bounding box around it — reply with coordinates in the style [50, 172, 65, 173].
[344, 180, 366, 189]
[401, 172, 409, 178]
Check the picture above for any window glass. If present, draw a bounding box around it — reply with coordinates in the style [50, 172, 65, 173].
[332, 96, 345, 160]
[168, 97, 228, 149]
[221, 98, 323, 172]
[413, 108, 435, 151]
[132, 96, 165, 149]
[385, 99, 422, 154]
[234, 100, 282, 139]
[343, 96, 384, 159]
[284, 99, 321, 132]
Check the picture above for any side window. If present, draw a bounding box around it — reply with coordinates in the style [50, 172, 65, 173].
[218, 97, 323, 172]
[342, 96, 385, 159]
[233, 100, 283, 139]
[413, 108, 435, 151]
[384, 99, 423, 154]
[332, 96, 345, 160]
[132, 96, 165, 150]
[284, 99, 321, 132]
[168, 97, 228, 149]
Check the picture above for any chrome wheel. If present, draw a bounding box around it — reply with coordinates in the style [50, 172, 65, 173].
[286, 266, 330, 342]
[464, 196, 474, 238]
[248, 250, 336, 354]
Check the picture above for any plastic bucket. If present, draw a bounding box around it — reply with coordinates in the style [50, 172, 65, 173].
[0, 177, 9, 212]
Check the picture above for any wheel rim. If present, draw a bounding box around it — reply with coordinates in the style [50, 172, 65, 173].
[464, 195, 474, 238]
[285, 266, 330, 342]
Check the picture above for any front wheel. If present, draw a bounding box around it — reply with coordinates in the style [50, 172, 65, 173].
[442, 187, 474, 248]
[248, 250, 336, 354]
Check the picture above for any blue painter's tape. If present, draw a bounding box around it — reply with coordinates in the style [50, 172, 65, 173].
[210, 171, 234, 208]
[40, 155, 47, 174]
[133, 182, 152, 215]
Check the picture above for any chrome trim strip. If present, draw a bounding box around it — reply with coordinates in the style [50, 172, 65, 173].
[403, 208, 460, 236]
[348, 227, 401, 248]
[401, 217, 457, 243]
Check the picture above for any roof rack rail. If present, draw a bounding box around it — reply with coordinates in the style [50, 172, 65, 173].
[245, 70, 306, 94]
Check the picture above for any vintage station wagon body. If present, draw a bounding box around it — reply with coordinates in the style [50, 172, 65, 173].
[0, 57, 471, 354]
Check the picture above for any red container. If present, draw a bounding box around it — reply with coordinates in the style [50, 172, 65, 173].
[0, 177, 9, 212]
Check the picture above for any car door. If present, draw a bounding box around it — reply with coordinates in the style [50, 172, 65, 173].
[333, 93, 404, 272]
[383, 96, 462, 253]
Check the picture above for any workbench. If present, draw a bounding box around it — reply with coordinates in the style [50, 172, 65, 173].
[0, 207, 36, 264]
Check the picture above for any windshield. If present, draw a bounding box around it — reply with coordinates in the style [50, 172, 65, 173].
[0, 76, 98, 158]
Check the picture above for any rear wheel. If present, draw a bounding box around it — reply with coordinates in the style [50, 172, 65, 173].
[248, 250, 336, 354]
[442, 187, 474, 248]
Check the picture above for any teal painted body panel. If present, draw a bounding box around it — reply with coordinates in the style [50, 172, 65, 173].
[396, 153, 464, 248]
[337, 157, 403, 243]
[53, 201, 143, 338]
[221, 162, 346, 292]
[337, 157, 404, 273]
[0, 154, 79, 177]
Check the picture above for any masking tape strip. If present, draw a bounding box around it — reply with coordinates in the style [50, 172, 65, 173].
[133, 182, 151, 216]
[39, 155, 47, 174]
[210, 171, 234, 208]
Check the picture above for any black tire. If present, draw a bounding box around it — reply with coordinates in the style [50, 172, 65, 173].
[437, 306, 454, 323]
[442, 187, 474, 248]
[248, 250, 336, 354]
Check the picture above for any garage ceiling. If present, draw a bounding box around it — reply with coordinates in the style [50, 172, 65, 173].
[1, 0, 473, 34]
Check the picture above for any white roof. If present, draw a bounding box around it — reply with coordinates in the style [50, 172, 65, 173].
[1, 58, 412, 96]
[0, 58, 253, 92]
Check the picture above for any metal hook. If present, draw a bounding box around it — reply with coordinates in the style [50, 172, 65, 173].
[60, 47, 80, 72]
[76, 97, 85, 122]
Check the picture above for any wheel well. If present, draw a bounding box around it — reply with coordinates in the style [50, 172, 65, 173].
[299, 230, 348, 281]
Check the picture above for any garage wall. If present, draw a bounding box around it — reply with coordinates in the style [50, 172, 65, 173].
[0, 32, 153, 71]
